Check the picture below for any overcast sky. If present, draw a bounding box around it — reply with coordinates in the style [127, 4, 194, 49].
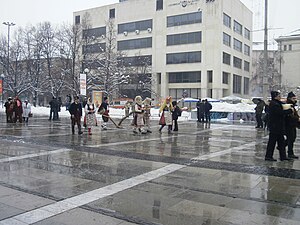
[0, 0, 299, 43]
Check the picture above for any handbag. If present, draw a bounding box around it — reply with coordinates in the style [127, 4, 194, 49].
[28, 112, 33, 117]
[159, 112, 165, 125]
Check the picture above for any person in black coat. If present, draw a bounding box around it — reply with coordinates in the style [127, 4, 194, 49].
[196, 99, 205, 122]
[69, 96, 83, 135]
[284, 91, 299, 159]
[172, 101, 181, 131]
[265, 91, 293, 161]
[98, 97, 109, 130]
[204, 99, 212, 123]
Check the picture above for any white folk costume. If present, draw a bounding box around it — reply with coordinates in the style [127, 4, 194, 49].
[143, 97, 152, 133]
[22, 100, 32, 123]
[84, 98, 96, 135]
[133, 96, 146, 134]
[159, 96, 173, 133]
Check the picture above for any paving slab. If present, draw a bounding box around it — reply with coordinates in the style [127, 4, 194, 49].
[0, 114, 299, 224]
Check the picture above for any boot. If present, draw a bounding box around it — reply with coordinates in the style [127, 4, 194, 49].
[78, 125, 83, 135]
[88, 128, 92, 135]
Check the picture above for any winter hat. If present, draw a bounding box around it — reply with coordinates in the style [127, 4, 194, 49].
[287, 91, 296, 99]
[270, 91, 280, 99]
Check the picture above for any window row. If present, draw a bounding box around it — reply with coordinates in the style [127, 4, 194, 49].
[167, 11, 202, 27]
[222, 52, 250, 71]
[233, 74, 249, 95]
[223, 33, 250, 56]
[117, 37, 152, 50]
[169, 71, 201, 83]
[223, 13, 250, 40]
[118, 19, 152, 34]
[83, 27, 106, 39]
[167, 32, 201, 46]
[82, 43, 106, 54]
[222, 72, 249, 95]
[118, 55, 152, 67]
[167, 51, 201, 64]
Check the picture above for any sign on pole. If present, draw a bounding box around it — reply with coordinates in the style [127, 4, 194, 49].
[92, 90, 103, 108]
[0, 79, 3, 95]
[79, 73, 86, 96]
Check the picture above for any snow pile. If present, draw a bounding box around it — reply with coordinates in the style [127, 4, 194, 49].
[0, 101, 255, 120]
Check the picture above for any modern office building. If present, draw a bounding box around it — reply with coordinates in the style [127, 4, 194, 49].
[74, 0, 252, 101]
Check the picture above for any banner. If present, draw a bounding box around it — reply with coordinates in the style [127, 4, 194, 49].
[92, 90, 103, 108]
[0, 79, 3, 95]
[79, 73, 87, 96]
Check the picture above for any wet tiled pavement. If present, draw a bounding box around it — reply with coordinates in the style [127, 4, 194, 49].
[0, 114, 299, 225]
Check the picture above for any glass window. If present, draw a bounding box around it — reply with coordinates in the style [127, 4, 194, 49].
[244, 77, 249, 95]
[75, 15, 80, 25]
[289, 45, 292, 50]
[156, 0, 163, 11]
[118, 55, 152, 67]
[222, 72, 229, 84]
[244, 44, 250, 56]
[117, 38, 152, 50]
[223, 52, 231, 65]
[109, 9, 115, 19]
[82, 43, 106, 54]
[244, 28, 250, 40]
[167, 32, 202, 46]
[233, 57, 242, 69]
[234, 20, 242, 35]
[118, 19, 152, 33]
[83, 27, 106, 39]
[284, 45, 287, 51]
[244, 61, 250, 71]
[233, 74, 242, 94]
[169, 72, 201, 83]
[223, 13, 231, 28]
[166, 52, 201, 64]
[233, 38, 242, 52]
[207, 70, 213, 83]
[223, 32, 231, 47]
[167, 12, 202, 27]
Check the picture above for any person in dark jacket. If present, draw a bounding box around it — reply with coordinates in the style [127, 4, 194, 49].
[196, 99, 205, 122]
[13, 96, 23, 123]
[69, 96, 83, 135]
[98, 96, 109, 130]
[204, 99, 212, 123]
[49, 97, 59, 120]
[4, 97, 14, 123]
[172, 101, 181, 131]
[284, 91, 299, 159]
[255, 99, 265, 128]
[265, 91, 293, 161]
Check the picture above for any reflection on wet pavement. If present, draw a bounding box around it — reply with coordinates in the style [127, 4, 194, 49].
[0, 115, 299, 225]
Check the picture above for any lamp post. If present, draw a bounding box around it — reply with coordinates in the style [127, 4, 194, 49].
[3, 22, 16, 95]
[0, 74, 4, 107]
[84, 68, 89, 96]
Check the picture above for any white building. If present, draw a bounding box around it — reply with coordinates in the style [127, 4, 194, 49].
[275, 33, 300, 90]
[74, 0, 252, 101]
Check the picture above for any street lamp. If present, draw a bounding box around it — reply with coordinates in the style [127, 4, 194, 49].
[84, 68, 89, 96]
[3, 22, 16, 95]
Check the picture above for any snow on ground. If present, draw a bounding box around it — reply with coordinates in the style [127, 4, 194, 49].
[0, 101, 255, 121]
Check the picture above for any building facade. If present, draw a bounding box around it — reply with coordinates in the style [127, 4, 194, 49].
[275, 34, 300, 90]
[73, 0, 252, 101]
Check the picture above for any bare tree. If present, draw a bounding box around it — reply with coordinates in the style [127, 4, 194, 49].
[251, 51, 281, 96]
[83, 19, 129, 99]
